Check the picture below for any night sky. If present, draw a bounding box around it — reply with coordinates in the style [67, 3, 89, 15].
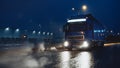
[0, 0, 120, 34]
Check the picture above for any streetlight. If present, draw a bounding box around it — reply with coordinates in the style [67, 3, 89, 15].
[72, 5, 87, 15]
[32, 30, 36, 34]
[47, 32, 49, 35]
[43, 32, 45, 35]
[15, 29, 19, 32]
[110, 30, 113, 33]
[82, 5, 87, 11]
[5, 27, 10, 31]
[51, 33, 53, 35]
[72, 8, 75, 11]
[38, 31, 41, 34]
[14, 28, 20, 38]
[4, 27, 11, 38]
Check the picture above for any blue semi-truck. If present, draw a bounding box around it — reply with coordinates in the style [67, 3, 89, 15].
[63, 14, 106, 50]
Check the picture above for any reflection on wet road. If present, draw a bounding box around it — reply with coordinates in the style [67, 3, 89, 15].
[58, 51, 93, 68]
[0, 44, 120, 68]
[58, 51, 71, 68]
[72, 52, 93, 68]
[104, 42, 120, 46]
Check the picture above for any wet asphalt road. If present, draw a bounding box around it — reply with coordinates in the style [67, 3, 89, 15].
[0, 44, 120, 68]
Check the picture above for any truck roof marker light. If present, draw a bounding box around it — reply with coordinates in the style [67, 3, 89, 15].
[67, 18, 86, 23]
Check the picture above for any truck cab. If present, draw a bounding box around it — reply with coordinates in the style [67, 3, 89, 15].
[63, 14, 106, 50]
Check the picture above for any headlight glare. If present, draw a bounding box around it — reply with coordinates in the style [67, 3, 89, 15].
[64, 41, 69, 47]
[80, 41, 89, 48]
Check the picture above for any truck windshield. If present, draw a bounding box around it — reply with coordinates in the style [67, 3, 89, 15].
[64, 22, 90, 32]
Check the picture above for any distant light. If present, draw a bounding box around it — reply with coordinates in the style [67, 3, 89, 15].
[94, 30, 105, 33]
[72, 8, 75, 11]
[43, 32, 45, 35]
[67, 18, 86, 23]
[47, 32, 49, 35]
[15, 29, 19, 32]
[86, 17, 88, 19]
[117, 33, 120, 35]
[5, 27, 10, 31]
[82, 5, 87, 11]
[101, 30, 104, 32]
[110, 30, 113, 33]
[51, 33, 53, 35]
[33, 31, 36, 34]
[38, 31, 41, 34]
[23, 35, 27, 38]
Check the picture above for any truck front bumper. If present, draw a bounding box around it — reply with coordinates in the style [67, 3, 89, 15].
[63, 41, 91, 50]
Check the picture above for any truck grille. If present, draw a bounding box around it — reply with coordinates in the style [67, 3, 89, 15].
[69, 40, 83, 45]
[67, 35, 84, 40]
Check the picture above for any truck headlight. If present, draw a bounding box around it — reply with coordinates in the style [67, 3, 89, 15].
[64, 41, 69, 47]
[80, 41, 89, 48]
